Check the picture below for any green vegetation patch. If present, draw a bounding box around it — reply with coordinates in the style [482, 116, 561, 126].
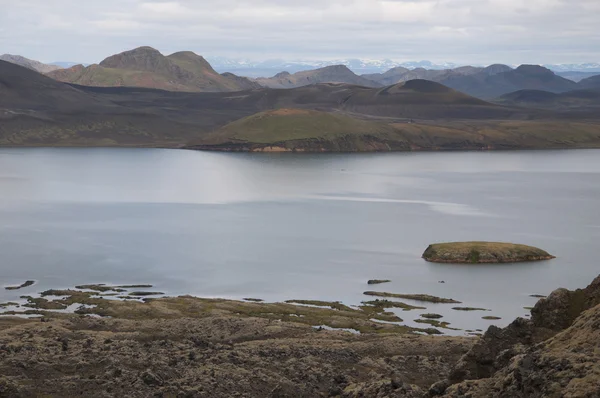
[23, 287, 440, 335]
[285, 300, 354, 312]
[420, 313, 443, 319]
[129, 291, 165, 297]
[364, 291, 461, 304]
[414, 319, 461, 331]
[212, 109, 399, 144]
[422, 242, 555, 264]
[452, 307, 490, 312]
[75, 284, 154, 292]
[361, 299, 426, 312]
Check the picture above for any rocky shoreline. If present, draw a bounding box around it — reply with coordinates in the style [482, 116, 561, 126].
[0, 274, 598, 397]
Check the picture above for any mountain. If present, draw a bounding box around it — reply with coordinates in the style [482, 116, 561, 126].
[206, 57, 462, 77]
[50, 62, 87, 68]
[545, 62, 600, 72]
[362, 64, 583, 99]
[0, 60, 104, 111]
[439, 65, 577, 99]
[0, 54, 62, 74]
[46, 47, 260, 92]
[0, 59, 226, 147]
[555, 71, 600, 82]
[362, 66, 486, 87]
[496, 88, 600, 111]
[255, 65, 382, 88]
[339, 79, 517, 119]
[578, 75, 600, 90]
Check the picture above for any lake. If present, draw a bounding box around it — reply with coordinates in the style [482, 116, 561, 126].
[1, 148, 599, 334]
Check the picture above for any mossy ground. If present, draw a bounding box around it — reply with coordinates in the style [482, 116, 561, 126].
[452, 307, 490, 311]
[16, 289, 439, 335]
[364, 291, 461, 304]
[423, 242, 554, 264]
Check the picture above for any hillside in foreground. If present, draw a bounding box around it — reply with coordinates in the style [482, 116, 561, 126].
[0, 272, 598, 397]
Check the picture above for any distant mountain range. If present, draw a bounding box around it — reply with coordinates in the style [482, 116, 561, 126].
[206, 58, 464, 76]
[206, 57, 600, 76]
[46, 47, 259, 92]
[255, 65, 382, 89]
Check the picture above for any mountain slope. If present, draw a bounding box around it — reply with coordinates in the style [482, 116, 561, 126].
[362, 66, 486, 87]
[0, 60, 103, 110]
[578, 74, 600, 90]
[46, 47, 259, 92]
[0, 54, 61, 74]
[441, 65, 577, 99]
[496, 88, 600, 111]
[255, 65, 382, 88]
[340, 79, 517, 119]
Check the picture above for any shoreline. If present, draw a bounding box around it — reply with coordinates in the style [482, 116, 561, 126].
[1, 283, 526, 337]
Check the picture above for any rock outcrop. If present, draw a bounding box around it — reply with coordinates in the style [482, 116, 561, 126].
[422, 242, 555, 264]
[430, 274, 600, 397]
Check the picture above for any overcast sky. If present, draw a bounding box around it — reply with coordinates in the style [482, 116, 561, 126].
[0, 0, 598, 64]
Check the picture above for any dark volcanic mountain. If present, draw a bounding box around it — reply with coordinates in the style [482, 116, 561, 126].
[0, 54, 62, 74]
[0, 60, 103, 111]
[441, 65, 577, 99]
[578, 74, 600, 90]
[340, 79, 515, 119]
[255, 65, 382, 88]
[363, 64, 578, 99]
[497, 88, 600, 111]
[362, 65, 485, 87]
[46, 47, 259, 92]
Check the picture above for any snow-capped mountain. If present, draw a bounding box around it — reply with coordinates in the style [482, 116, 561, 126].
[544, 63, 600, 72]
[202, 56, 600, 77]
[205, 57, 463, 77]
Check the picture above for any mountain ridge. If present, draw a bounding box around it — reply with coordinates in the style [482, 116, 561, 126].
[255, 65, 382, 88]
[47, 47, 259, 92]
[0, 54, 62, 74]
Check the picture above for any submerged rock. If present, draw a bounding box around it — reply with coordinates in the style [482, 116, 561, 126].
[5, 280, 35, 290]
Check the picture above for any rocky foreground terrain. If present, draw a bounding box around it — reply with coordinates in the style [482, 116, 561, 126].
[0, 274, 599, 397]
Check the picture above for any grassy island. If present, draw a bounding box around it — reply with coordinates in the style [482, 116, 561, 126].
[422, 242, 555, 264]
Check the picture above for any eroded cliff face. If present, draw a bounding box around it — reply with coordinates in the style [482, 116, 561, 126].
[429, 274, 600, 397]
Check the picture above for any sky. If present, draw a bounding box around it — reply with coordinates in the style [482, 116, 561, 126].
[0, 0, 599, 65]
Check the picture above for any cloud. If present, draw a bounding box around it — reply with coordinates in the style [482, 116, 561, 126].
[0, 0, 598, 64]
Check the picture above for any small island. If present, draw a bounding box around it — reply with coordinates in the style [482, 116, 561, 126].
[422, 242, 555, 264]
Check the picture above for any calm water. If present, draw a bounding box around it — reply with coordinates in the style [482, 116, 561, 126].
[1, 148, 599, 334]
